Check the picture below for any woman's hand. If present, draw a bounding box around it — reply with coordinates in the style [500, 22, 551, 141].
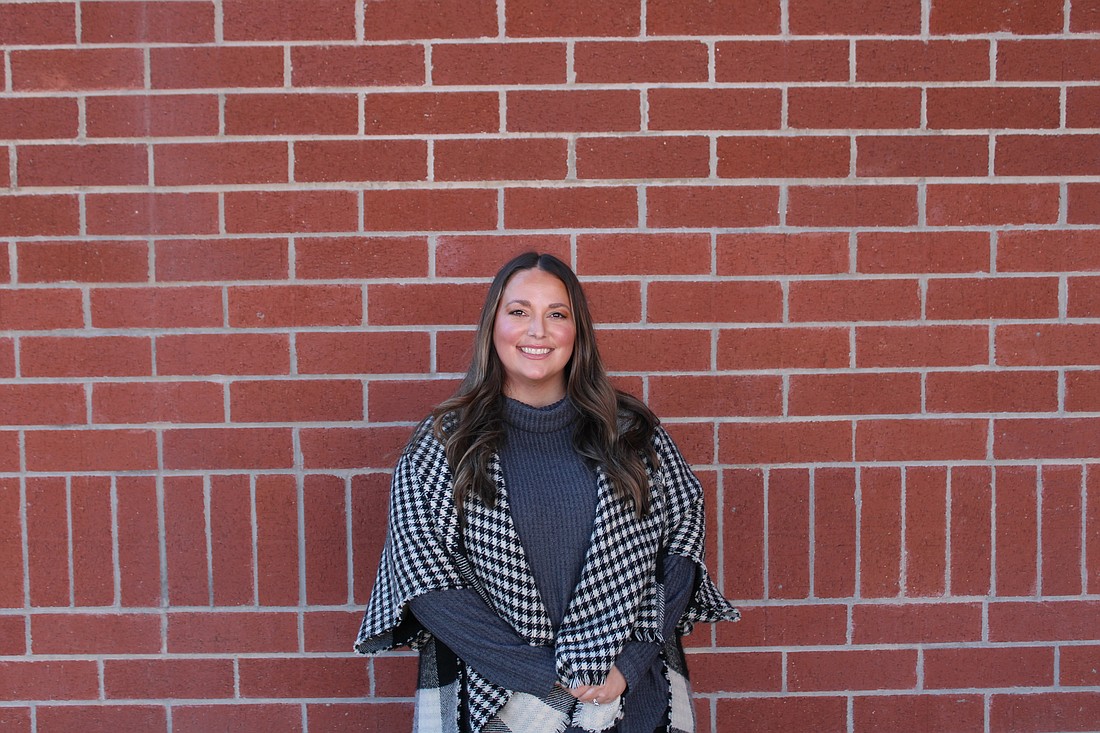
[566, 666, 627, 705]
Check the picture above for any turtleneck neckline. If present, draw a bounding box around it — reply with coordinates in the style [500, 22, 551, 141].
[502, 395, 577, 434]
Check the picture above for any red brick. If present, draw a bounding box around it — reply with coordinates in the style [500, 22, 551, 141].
[933, 0, 1063, 32]
[719, 603, 847, 647]
[0, 195, 79, 237]
[21, 336, 150, 377]
[990, 600, 1100, 642]
[0, 614, 25, 653]
[766, 469, 810, 599]
[1043, 465, 1084, 596]
[296, 236, 427, 279]
[295, 140, 425, 183]
[649, 0, 779, 33]
[0, 433, 17, 473]
[588, 279, 637, 324]
[718, 135, 850, 178]
[433, 42, 564, 85]
[0, 2, 74, 44]
[0, 98, 78, 139]
[162, 477, 206, 606]
[232, 379, 362, 422]
[304, 611, 362, 652]
[0, 339, 12, 377]
[17, 241, 146, 284]
[303, 475, 349, 605]
[435, 138, 567, 181]
[225, 190, 358, 234]
[156, 238, 289, 282]
[927, 370, 1058, 413]
[92, 287, 222, 329]
[718, 327, 850, 369]
[0, 150, 8, 188]
[598, 328, 711, 372]
[0, 288, 81, 327]
[927, 276, 1059, 319]
[307, 703, 413, 731]
[857, 39, 989, 81]
[435, 235, 570, 277]
[1070, 183, 1100, 224]
[105, 658, 234, 699]
[505, 186, 636, 229]
[506, 0, 638, 36]
[25, 478, 69, 606]
[364, 92, 497, 135]
[690, 652, 782, 693]
[224, 0, 354, 40]
[240, 657, 370, 698]
[507, 90, 640, 132]
[577, 136, 709, 180]
[1068, 87, 1100, 127]
[292, 44, 424, 86]
[788, 185, 917, 227]
[854, 696, 985, 733]
[789, 0, 920, 33]
[351, 473, 391, 603]
[858, 231, 989, 274]
[791, 88, 921, 129]
[367, 379, 461, 423]
[649, 280, 782, 324]
[364, 0, 497, 39]
[166, 607, 301, 651]
[859, 466, 902, 597]
[791, 649, 918, 691]
[718, 696, 847, 733]
[648, 375, 781, 418]
[116, 477, 160, 607]
[998, 324, 1100, 365]
[929, 184, 1059, 226]
[853, 603, 982, 644]
[174, 705, 302, 733]
[929, 647, 1054, 690]
[155, 142, 287, 186]
[647, 185, 779, 228]
[814, 468, 857, 597]
[1070, 276, 1100, 317]
[157, 333, 290, 376]
[927, 87, 1060, 129]
[365, 189, 497, 232]
[997, 418, 1100, 459]
[0, 480, 25, 608]
[151, 46, 283, 88]
[87, 94, 219, 137]
[789, 372, 920, 415]
[648, 88, 781, 131]
[1068, 371, 1100, 412]
[720, 469, 764, 599]
[790, 278, 920, 322]
[858, 325, 988, 367]
[19, 143, 146, 187]
[86, 192, 219, 236]
[255, 475, 300, 605]
[718, 421, 851, 464]
[1074, 0, 1100, 29]
[226, 93, 358, 135]
[857, 419, 987, 461]
[995, 466, 1039, 596]
[38, 706, 166, 733]
[31, 613, 160, 654]
[0, 660, 98, 701]
[858, 134, 988, 177]
[210, 475, 254, 606]
[951, 466, 993, 595]
[1089, 471, 1100, 594]
[70, 476, 114, 606]
[999, 40, 1100, 81]
[83, 1, 214, 42]
[716, 40, 849, 82]
[907, 467, 948, 596]
[11, 48, 143, 91]
[300, 426, 410, 470]
[1062, 646, 1100, 686]
[163, 428, 295, 469]
[26, 429, 156, 472]
[575, 41, 708, 83]
[0, 384, 84, 426]
[998, 134, 1100, 176]
[577, 233, 709, 275]
[367, 283, 483, 326]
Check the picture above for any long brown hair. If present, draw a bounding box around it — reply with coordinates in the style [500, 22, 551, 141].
[427, 252, 658, 517]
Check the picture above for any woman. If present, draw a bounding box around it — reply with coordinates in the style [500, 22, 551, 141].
[355, 252, 739, 733]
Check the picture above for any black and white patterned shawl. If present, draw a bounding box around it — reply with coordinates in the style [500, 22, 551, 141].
[355, 419, 739, 733]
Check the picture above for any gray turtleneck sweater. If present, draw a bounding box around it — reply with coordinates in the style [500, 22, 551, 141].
[409, 397, 695, 732]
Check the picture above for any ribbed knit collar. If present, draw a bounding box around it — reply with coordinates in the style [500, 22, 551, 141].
[502, 395, 577, 434]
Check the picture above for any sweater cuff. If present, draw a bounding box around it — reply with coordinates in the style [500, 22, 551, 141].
[614, 640, 661, 692]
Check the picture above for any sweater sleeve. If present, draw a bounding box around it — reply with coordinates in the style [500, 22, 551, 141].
[614, 553, 696, 690]
[410, 588, 559, 697]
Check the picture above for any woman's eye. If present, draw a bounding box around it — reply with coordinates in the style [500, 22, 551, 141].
[509, 309, 526, 316]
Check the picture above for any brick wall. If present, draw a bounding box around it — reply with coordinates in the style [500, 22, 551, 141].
[2, 0, 1099, 731]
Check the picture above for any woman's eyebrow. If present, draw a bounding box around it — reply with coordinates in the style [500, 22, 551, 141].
[504, 299, 571, 309]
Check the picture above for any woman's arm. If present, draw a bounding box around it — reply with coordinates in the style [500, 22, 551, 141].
[409, 588, 558, 697]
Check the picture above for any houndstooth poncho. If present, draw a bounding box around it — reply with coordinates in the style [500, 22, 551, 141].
[354, 419, 739, 733]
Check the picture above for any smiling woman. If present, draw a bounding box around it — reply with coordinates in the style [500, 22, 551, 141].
[355, 252, 739, 733]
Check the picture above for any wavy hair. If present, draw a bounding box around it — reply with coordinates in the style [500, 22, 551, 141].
[427, 252, 659, 518]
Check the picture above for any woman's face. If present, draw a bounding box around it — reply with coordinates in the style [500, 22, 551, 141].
[492, 267, 577, 407]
